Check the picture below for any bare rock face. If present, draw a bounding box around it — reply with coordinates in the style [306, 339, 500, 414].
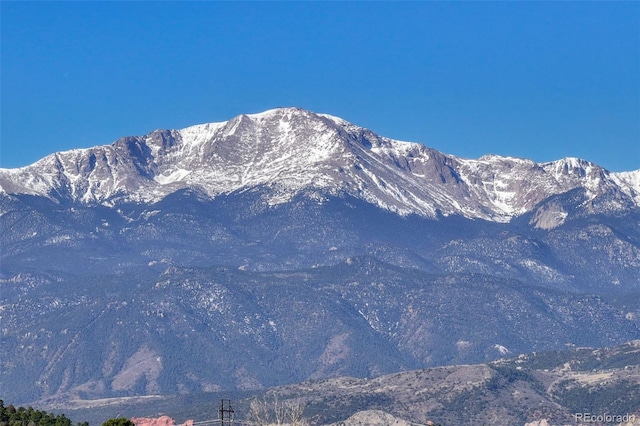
[111, 347, 162, 394]
[325, 410, 414, 426]
[524, 420, 550, 426]
[529, 201, 568, 230]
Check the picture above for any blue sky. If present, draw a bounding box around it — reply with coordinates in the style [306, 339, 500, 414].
[2, 1, 639, 171]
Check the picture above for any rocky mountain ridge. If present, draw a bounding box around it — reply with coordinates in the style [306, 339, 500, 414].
[2, 107, 638, 222]
[238, 340, 640, 425]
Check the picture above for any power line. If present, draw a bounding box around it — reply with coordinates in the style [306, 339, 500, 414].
[219, 400, 234, 426]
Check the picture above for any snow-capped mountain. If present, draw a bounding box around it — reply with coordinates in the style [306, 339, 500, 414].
[2, 108, 639, 405]
[2, 107, 638, 221]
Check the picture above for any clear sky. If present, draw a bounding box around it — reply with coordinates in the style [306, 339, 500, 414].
[2, 1, 639, 171]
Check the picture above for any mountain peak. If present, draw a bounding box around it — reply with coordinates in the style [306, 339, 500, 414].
[1, 108, 638, 220]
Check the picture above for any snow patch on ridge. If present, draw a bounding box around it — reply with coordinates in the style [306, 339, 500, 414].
[154, 168, 191, 185]
[612, 170, 640, 204]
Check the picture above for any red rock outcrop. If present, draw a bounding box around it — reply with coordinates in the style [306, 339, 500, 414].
[131, 416, 193, 426]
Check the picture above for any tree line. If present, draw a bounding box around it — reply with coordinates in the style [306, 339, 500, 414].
[0, 400, 87, 426]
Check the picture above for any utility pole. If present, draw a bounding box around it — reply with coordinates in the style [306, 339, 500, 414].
[219, 399, 234, 425]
